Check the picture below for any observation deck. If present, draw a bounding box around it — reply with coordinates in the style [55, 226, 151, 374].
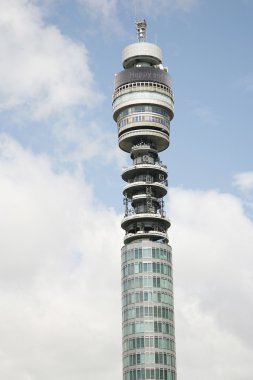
[124, 230, 168, 245]
[122, 163, 168, 182]
[123, 181, 167, 198]
[121, 212, 171, 230]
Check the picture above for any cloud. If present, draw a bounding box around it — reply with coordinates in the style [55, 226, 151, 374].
[169, 188, 253, 379]
[78, 0, 118, 20]
[169, 0, 201, 12]
[77, 0, 124, 36]
[77, 0, 200, 27]
[192, 104, 219, 126]
[53, 116, 126, 168]
[175, 294, 253, 380]
[0, 134, 123, 380]
[0, 0, 124, 169]
[129, 0, 201, 15]
[0, 0, 100, 120]
[233, 171, 253, 192]
[236, 75, 253, 92]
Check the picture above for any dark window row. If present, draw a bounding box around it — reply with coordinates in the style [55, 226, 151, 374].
[123, 351, 176, 367]
[122, 276, 173, 292]
[118, 105, 170, 119]
[123, 321, 174, 337]
[118, 114, 170, 129]
[123, 336, 175, 352]
[122, 262, 172, 278]
[122, 291, 173, 307]
[122, 247, 171, 263]
[123, 305, 174, 322]
[123, 368, 176, 380]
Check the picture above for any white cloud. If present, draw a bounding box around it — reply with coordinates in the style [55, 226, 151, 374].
[169, 188, 253, 379]
[53, 117, 126, 168]
[236, 75, 253, 92]
[175, 0, 200, 11]
[166, 0, 201, 12]
[0, 134, 123, 379]
[233, 171, 253, 192]
[77, 0, 200, 27]
[129, 0, 201, 16]
[192, 104, 219, 126]
[0, 0, 126, 169]
[0, 0, 100, 119]
[77, 0, 124, 36]
[176, 294, 253, 380]
[78, 0, 118, 20]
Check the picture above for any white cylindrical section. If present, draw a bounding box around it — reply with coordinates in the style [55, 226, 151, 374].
[122, 42, 162, 69]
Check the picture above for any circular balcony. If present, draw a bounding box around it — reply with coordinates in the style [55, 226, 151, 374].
[122, 163, 168, 182]
[119, 129, 169, 153]
[118, 114, 170, 135]
[123, 181, 167, 198]
[130, 144, 158, 158]
[124, 230, 168, 244]
[121, 213, 171, 231]
[118, 121, 170, 141]
[131, 194, 160, 203]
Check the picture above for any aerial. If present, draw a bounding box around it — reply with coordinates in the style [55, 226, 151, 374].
[0, 1, 252, 380]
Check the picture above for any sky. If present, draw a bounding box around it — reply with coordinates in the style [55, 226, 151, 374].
[0, 0, 253, 379]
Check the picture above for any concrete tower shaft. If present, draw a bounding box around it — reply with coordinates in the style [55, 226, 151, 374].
[113, 21, 176, 380]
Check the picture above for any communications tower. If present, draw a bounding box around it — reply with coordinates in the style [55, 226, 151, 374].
[112, 21, 176, 380]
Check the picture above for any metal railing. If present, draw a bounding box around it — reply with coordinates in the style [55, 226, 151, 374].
[113, 81, 174, 102]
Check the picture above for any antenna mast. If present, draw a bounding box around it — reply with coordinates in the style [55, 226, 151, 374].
[136, 19, 147, 42]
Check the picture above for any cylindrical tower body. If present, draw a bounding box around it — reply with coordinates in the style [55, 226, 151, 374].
[113, 22, 176, 380]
